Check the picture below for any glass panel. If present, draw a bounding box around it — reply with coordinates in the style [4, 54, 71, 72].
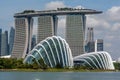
[53, 37, 63, 65]
[42, 42, 55, 67]
[48, 39, 59, 64]
[39, 46, 51, 67]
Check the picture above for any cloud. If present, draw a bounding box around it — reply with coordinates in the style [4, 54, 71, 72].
[74, 5, 84, 9]
[58, 17, 66, 28]
[33, 23, 37, 35]
[111, 23, 120, 31]
[105, 35, 114, 40]
[106, 6, 120, 21]
[87, 15, 110, 29]
[45, 1, 66, 10]
[105, 43, 112, 48]
[57, 16, 66, 38]
[87, 6, 120, 32]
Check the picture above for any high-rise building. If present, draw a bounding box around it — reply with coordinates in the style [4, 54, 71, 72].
[66, 14, 86, 57]
[0, 29, 2, 56]
[86, 27, 94, 42]
[85, 27, 95, 53]
[95, 39, 104, 52]
[31, 35, 36, 49]
[9, 27, 15, 55]
[37, 16, 58, 43]
[85, 41, 95, 53]
[1, 31, 9, 56]
[11, 17, 33, 58]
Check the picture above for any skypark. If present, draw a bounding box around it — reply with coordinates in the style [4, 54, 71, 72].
[57, 7, 94, 11]
[14, 8, 102, 18]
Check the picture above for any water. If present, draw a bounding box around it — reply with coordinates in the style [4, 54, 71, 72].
[0, 72, 120, 80]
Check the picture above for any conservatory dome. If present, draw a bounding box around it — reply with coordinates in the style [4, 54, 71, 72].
[24, 36, 73, 68]
[74, 51, 115, 70]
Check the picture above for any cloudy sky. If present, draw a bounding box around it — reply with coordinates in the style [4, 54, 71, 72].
[0, 0, 120, 60]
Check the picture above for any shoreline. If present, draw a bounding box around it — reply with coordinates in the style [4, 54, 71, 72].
[0, 69, 117, 72]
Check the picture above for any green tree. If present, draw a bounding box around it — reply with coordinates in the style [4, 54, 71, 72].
[55, 63, 63, 69]
[32, 58, 39, 69]
[114, 62, 120, 70]
[38, 58, 48, 70]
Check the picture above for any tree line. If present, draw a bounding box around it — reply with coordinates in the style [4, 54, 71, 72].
[0, 58, 119, 70]
[0, 58, 63, 70]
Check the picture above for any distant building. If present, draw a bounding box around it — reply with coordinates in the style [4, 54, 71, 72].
[86, 27, 94, 42]
[85, 41, 95, 53]
[0, 29, 2, 56]
[1, 31, 9, 56]
[85, 27, 95, 53]
[31, 35, 36, 49]
[9, 27, 15, 55]
[95, 39, 103, 52]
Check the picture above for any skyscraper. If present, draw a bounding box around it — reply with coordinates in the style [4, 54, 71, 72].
[95, 39, 104, 52]
[85, 27, 95, 53]
[9, 27, 15, 55]
[11, 17, 33, 58]
[66, 14, 86, 57]
[37, 16, 58, 43]
[0, 29, 2, 56]
[1, 31, 9, 56]
[86, 27, 94, 42]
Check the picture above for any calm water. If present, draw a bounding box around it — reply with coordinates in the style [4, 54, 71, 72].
[0, 72, 120, 80]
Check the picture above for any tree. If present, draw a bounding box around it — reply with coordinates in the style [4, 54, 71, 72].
[38, 58, 48, 70]
[32, 58, 39, 69]
[114, 62, 120, 70]
[55, 63, 63, 69]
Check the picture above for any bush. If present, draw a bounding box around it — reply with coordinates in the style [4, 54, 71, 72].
[114, 62, 120, 70]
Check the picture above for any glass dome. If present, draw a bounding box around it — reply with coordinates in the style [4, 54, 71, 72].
[74, 51, 115, 70]
[24, 36, 73, 68]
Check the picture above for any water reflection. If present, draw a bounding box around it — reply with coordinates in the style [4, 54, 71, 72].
[0, 72, 120, 80]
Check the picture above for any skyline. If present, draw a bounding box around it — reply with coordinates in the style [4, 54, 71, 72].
[0, 0, 120, 59]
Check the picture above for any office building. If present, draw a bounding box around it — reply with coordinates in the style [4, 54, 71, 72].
[95, 39, 104, 52]
[66, 14, 86, 57]
[86, 27, 94, 42]
[11, 17, 33, 58]
[9, 27, 15, 55]
[37, 16, 58, 43]
[85, 41, 95, 53]
[85, 27, 95, 53]
[1, 31, 9, 56]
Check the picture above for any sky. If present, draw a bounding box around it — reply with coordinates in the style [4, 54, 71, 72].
[0, 0, 120, 60]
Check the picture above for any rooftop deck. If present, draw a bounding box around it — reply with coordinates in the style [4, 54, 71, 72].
[14, 8, 102, 17]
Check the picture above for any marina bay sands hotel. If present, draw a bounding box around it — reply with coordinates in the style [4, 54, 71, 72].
[11, 8, 102, 59]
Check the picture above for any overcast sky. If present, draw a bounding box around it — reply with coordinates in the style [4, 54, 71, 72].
[0, 0, 120, 60]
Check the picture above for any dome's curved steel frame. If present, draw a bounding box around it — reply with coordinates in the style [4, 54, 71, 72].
[74, 51, 115, 70]
[24, 36, 73, 68]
